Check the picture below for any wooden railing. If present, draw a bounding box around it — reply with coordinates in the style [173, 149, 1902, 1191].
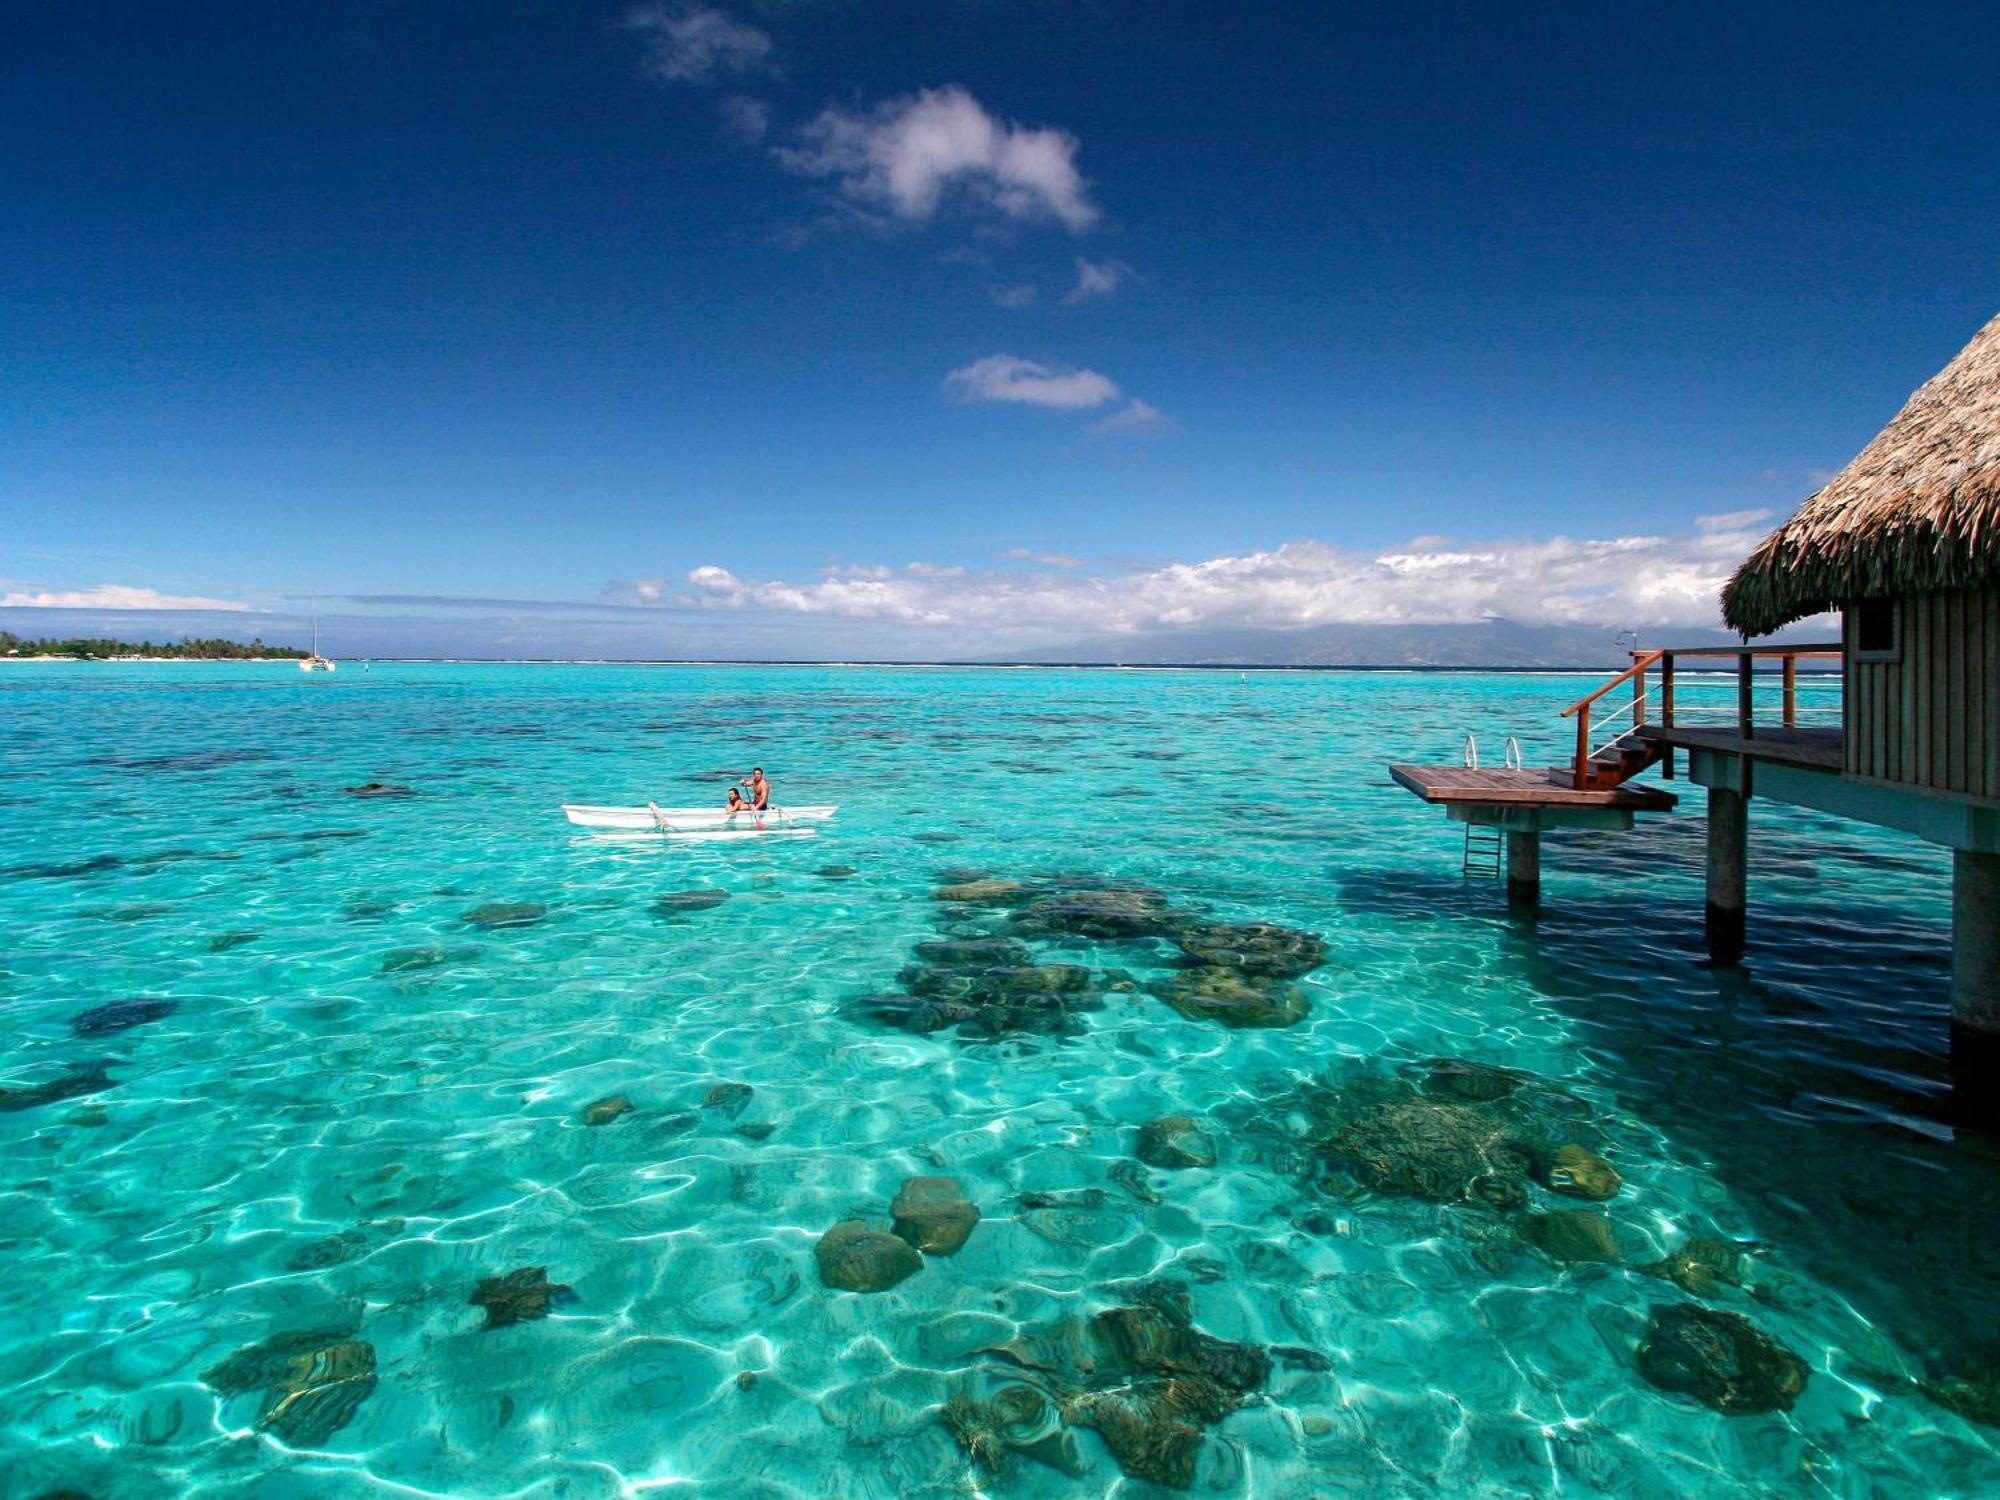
[1560, 645, 1843, 789]
[1560, 650, 1664, 789]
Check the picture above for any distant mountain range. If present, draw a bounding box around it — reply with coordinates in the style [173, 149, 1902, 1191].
[973, 620, 1820, 669]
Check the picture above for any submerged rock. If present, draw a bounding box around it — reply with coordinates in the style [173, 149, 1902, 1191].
[863, 952, 1105, 1041]
[942, 1384, 1086, 1477]
[1523, 1211, 1620, 1264]
[203, 1327, 378, 1446]
[1154, 967, 1309, 1028]
[1920, 1351, 2000, 1427]
[701, 1082, 754, 1117]
[903, 961, 1093, 1002]
[891, 1176, 981, 1255]
[1109, 1160, 1161, 1204]
[205, 1328, 351, 1395]
[288, 1229, 371, 1272]
[1174, 920, 1326, 978]
[1424, 1058, 1528, 1102]
[88, 903, 169, 923]
[461, 902, 546, 929]
[814, 865, 858, 879]
[840, 993, 981, 1036]
[815, 1220, 924, 1292]
[582, 1094, 633, 1127]
[72, 997, 178, 1036]
[932, 879, 1031, 905]
[1641, 1238, 1743, 1298]
[1063, 1380, 1229, 1489]
[1010, 887, 1182, 941]
[0, 1062, 115, 1114]
[1323, 1091, 1517, 1202]
[208, 930, 262, 952]
[343, 782, 414, 798]
[1635, 1304, 1809, 1414]
[656, 890, 728, 913]
[470, 1266, 573, 1330]
[1470, 1172, 1529, 1212]
[984, 1302, 1270, 1489]
[913, 936, 1033, 967]
[1541, 1144, 1622, 1201]
[1136, 1116, 1218, 1170]
[259, 1339, 377, 1444]
[379, 945, 479, 974]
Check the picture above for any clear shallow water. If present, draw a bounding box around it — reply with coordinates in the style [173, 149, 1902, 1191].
[1, 661, 1996, 1498]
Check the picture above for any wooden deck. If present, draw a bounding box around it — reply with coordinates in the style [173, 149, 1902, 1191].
[1637, 724, 1842, 773]
[1389, 763, 1678, 810]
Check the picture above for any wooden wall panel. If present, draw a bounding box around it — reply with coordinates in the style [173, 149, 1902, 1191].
[1842, 589, 2000, 804]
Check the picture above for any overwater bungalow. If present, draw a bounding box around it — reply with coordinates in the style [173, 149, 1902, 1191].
[1392, 310, 2000, 1101]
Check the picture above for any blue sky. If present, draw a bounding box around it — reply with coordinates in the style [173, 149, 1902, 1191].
[4, 1, 1995, 657]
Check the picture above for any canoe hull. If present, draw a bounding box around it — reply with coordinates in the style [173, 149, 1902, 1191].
[562, 803, 838, 831]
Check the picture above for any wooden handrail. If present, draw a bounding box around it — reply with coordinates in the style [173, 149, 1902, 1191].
[1561, 650, 1664, 718]
[1652, 644, 1843, 660]
[1562, 641, 1844, 789]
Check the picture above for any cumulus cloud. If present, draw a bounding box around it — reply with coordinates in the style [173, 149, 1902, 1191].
[945, 353, 1120, 410]
[1091, 398, 1166, 438]
[626, 3, 774, 86]
[1066, 256, 1132, 302]
[0, 584, 252, 611]
[619, 517, 1778, 641]
[777, 86, 1097, 230]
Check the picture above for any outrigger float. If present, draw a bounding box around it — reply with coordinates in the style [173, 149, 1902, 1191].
[561, 803, 837, 839]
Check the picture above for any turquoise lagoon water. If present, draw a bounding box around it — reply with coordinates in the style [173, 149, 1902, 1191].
[2, 661, 1997, 1498]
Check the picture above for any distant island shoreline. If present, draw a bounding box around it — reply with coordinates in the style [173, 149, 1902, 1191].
[0, 654, 1837, 674]
[0, 632, 308, 661]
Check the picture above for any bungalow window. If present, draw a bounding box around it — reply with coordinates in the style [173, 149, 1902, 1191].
[1852, 597, 1900, 661]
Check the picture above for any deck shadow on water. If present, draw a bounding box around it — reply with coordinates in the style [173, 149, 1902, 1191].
[1337, 864, 2000, 1380]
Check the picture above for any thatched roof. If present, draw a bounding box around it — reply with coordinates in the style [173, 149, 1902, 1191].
[1722, 311, 2000, 636]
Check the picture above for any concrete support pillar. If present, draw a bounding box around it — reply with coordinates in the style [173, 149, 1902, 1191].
[1506, 830, 1541, 913]
[1953, 848, 2000, 1034]
[1705, 787, 1748, 964]
[1951, 851, 2000, 1129]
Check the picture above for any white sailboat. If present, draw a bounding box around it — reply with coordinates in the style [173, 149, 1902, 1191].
[300, 599, 336, 672]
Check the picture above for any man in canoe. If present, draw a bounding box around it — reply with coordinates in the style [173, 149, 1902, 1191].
[740, 768, 770, 811]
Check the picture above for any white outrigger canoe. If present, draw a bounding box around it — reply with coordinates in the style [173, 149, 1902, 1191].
[562, 803, 838, 836]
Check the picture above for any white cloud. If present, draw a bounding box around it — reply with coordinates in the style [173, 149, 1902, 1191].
[1090, 397, 1166, 438]
[990, 283, 1039, 309]
[1066, 256, 1132, 302]
[1006, 548, 1085, 568]
[1695, 507, 1773, 533]
[626, 517, 1780, 641]
[626, 3, 774, 86]
[0, 584, 252, 611]
[777, 86, 1097, 231]
[945, 353, 1119, 410]
[717, 93, 770, 143]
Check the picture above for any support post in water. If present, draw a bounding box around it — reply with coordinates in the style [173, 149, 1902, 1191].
[1705, 786, 1748, 963]
[1952, 850, 2000, 1121]
[1505, 830, 1541, 913]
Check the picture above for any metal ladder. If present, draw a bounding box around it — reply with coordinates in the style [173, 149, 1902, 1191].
[1462, 825, 1503, 880]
